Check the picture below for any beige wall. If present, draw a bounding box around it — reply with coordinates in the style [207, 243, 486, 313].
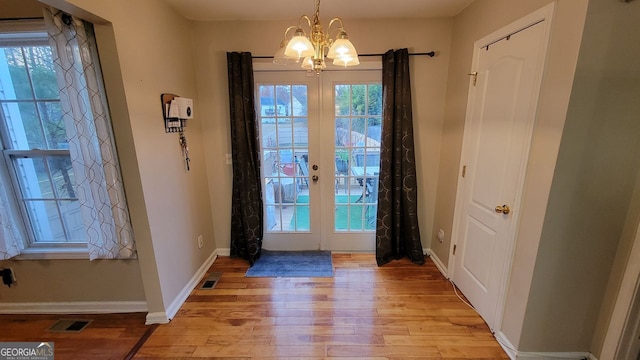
[500, 0, 589, 348]
[0, 0, 145, 306]
[519, 0, 640, 353]
[0, 0, 216, 318]
[4, 0, 637, 355]
[1, 0, 43, 17]
[192, 18, 454, 252]
[57, 0, 217, 317]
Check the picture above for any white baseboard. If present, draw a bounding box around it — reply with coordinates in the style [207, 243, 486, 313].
[145, 311, 169, 325]
[0, 301, 147, 314]
[216, 248, 230, 256]
[426, 248, 449, 279]
[516, 352, 592, 359]
[161, 250, 219, 324]
[495, 331, 518, 359]
[495, 330, 595, 360]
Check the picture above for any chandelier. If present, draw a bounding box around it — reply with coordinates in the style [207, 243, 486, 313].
[273, 0, 359, 74]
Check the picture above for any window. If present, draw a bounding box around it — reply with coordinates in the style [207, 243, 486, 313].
[0, 15, 134, 261]
[0, 25, 85, 251]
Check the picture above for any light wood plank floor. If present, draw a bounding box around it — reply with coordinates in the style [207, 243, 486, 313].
[0, 312, 149, 359]
[135, 253, 509, 359]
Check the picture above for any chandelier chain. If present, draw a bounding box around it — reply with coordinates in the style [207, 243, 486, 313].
[313, 0, 321, 24]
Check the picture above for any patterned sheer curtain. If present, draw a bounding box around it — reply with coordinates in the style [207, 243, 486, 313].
[44, 9, 135, 260]
[0, 167, 22, 259]
[376, 49, 424, 266]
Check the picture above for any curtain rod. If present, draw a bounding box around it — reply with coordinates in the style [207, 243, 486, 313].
[252, 51, 436, 59]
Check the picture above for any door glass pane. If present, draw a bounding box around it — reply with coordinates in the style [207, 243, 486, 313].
[334, 83, 382, 232]
[292, 85, 307, 116]
[259, 83, 309, 232]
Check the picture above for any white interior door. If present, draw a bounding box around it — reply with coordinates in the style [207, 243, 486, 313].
[451, 6, 553, 330]
[255, 69, 381, 251]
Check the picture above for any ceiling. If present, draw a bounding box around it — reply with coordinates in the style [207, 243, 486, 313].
[161, 0, 475, 22]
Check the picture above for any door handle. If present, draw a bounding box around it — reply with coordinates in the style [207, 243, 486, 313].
[495, 205, 511, 215]
[312, 175, 318, 183]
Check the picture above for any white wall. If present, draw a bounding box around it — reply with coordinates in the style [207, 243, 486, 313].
[192, 18, 454, 252]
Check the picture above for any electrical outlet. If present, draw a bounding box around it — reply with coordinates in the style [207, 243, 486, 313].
[197, 235, 204, 249]
[437, 229, 445, 243]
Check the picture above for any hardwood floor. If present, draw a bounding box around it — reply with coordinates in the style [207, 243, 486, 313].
[0, 254, 508, 359]
[0, 312, 149, 360]
[135, 253, 508, 359]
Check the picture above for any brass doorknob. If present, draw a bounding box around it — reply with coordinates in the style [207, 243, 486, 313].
[495, 205, 511, 215]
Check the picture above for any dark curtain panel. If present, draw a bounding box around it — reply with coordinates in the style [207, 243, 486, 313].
[227, 52, 263, 265]
[376, 49, 424, 266]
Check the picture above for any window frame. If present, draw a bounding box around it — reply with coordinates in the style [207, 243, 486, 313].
[0, 20, 89, 258]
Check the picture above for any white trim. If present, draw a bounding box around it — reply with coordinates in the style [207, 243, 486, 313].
[495, 331, 596, 360]
[13, 248, 90, 260]
[448, 3, 556, 332]
[601, 218, 640, 358]
[0, 19, 46, 34]
[216, 248, 230, 256]
[426, 248, 448, 279]
[495, 331, 518, 360]
[163, 250, 219, 322]
[145, 312, 169, 325]
[516, 352, 592, 359]
[0, 301, 147, 314]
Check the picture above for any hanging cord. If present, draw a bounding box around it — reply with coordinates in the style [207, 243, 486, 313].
[179, 131, 190, 171]
[447, 279, 588, 359]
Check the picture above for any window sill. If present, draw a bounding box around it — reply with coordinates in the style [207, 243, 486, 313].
[14, 247, 90, 260]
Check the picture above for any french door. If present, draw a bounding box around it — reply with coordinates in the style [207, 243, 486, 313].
[255, 69, 382, 251]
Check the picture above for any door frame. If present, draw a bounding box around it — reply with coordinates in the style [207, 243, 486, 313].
[447, 3, 555, 331]
[253, 62, 382, 252]
[601, 214, 640, 358]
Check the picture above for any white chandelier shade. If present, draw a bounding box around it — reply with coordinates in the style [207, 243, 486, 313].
[274, 0, 359, 74]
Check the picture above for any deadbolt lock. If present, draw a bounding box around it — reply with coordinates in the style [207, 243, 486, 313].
[495, 204, 511, 215]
